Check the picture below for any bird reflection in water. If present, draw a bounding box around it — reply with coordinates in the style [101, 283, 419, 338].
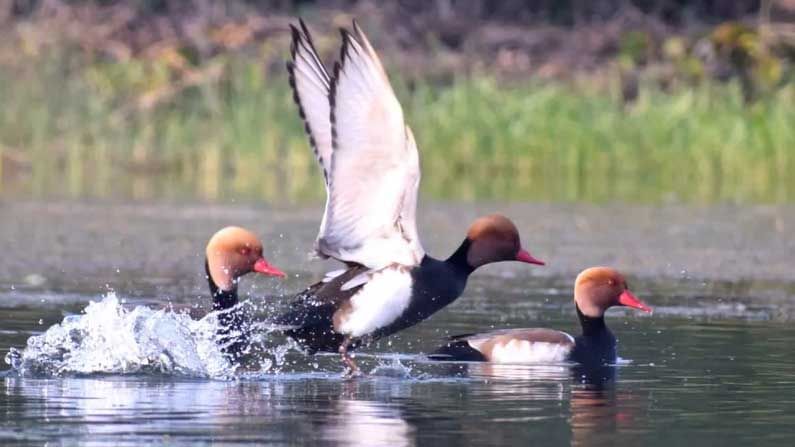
[321, 399, 415, 447]
[571, 364, 646, 447]
[442, 362, 646, 446]
[2, 375, 418, 446]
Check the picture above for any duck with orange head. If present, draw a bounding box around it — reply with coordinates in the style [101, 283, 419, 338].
[274, 213, 544, 374]
[205, 227, 285, 356]
[277, 20, 545, 374]
[431, 267, 651, 366]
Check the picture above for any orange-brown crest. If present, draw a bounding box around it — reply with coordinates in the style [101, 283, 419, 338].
[574, 267, 629, 317]
[465, 214, 522, 268]
[466, 214, 520, 242]
[206, 226, 265, 290]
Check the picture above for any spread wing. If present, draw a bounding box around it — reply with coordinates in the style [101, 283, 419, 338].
[286, 20, 334, 238]
[399, 126, 423, 262]
[286, 20, 333, 182]
[315, 21, 424, 269]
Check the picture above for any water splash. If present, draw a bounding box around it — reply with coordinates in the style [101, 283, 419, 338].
[369, 356, 420, 379]
[3, 294, 469, 380]
[5, 293, 241, 378]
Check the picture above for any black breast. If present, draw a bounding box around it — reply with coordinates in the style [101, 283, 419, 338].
[569, 325, 617, 366]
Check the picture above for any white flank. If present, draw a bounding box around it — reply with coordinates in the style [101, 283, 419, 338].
[481, 338, 574, 364]
[337, 267, 413, 337]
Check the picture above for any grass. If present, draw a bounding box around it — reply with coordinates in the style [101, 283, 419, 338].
[1, 49, 793, 204]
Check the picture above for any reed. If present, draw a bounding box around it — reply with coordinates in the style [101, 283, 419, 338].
[1, 51, 793, 203]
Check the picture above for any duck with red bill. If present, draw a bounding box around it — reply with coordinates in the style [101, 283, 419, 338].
[253, 257, 287, 278]
[618, 289, 652, 313]
[204, 227, 287, 358]
[516, 249, 545, 266]
[430, 267, 652, 366]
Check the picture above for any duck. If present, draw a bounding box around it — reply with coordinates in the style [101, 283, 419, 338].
[429, 267, 651, 366]
[281, 20, 545, 373]
[205, 226, 286, 356]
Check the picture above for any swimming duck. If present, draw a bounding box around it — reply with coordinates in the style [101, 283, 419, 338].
[430, 267, 651, 366]
[205, 226, 285, 355]
[283, 20, 545, 373]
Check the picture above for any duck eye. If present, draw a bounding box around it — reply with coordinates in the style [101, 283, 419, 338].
[240, 247, 250, 256]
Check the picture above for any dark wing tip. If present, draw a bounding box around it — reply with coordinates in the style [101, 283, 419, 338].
[352, 19, 370, 50]
[329, 59, 343, 103]
[299, 18, 314, 46]
[337, 28, 358, 70]
[351, 19, 363, 39]
[337, 28, 348, 61]
[329, 60, 343, 151]
[289, 24, 302, 57]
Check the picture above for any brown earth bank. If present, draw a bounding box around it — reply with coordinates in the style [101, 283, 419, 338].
[2, 0, 794, 88]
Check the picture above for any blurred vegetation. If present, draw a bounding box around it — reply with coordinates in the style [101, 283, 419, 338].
[1, 1, 794, 203]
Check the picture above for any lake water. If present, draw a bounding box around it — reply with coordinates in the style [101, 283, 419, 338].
[1, 201, 794, 445]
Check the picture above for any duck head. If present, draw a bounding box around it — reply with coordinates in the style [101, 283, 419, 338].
[574, 267, 651, 318]
[462, 214, 545, 269]
[205, 226, 286, 292]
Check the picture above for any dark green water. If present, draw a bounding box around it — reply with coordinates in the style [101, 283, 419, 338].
[1, 201, 794, 445]
[2, 284, 794, 446]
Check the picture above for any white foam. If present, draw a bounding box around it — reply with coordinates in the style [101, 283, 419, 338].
[5, 293, 236, 378]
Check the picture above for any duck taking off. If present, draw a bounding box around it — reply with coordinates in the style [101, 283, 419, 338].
[282, 20, 545, 374]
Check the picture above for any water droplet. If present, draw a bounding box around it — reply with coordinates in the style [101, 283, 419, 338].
[38, 319, 43, 325]
[24, 274, 46, 287]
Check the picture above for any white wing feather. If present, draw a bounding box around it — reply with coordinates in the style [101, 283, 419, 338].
[399, 126, 423, 261]
[287, 21, 333, 181]
[287, 21, 333, 239]
[315, 22, 424, 269]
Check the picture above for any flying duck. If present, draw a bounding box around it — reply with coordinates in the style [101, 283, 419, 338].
[281, 20, 545, 373]
[430, 267, 651, 366]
